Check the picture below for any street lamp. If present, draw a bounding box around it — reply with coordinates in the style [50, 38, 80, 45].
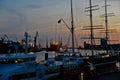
[58, 18, 71, 32]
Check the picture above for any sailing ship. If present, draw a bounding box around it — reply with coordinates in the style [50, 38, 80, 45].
[82, 0, 118, 78]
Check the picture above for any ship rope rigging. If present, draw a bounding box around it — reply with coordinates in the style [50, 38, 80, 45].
[83, 0, 104, 56]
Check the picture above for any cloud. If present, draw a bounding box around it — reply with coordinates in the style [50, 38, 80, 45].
[6, 8, 25, 20]
[25, 0, 64, 9]
[0, 0, 29, 21]
[0, 4, 31, 36]
[26, 5, 41, 9]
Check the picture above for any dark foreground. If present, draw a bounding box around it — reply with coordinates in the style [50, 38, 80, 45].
[97, 72, 120, 80]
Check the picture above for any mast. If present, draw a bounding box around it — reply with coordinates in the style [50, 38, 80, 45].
[58, 0, 75, 53]
[102, 0, 114, 53]
[70, 0, 75, 53]
[105, 0, 109, 53]
[89, 0, 94, 55]
[105, 0, 108, 41]
[84, 0, 100, 56]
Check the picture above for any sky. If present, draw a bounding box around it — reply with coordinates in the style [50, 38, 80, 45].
[0, 0, 120, 47]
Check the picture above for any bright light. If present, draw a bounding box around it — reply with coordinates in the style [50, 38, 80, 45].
[53, 41, 59, 45]
[15, 60, 18, 63]
[102, 54, 110, 58]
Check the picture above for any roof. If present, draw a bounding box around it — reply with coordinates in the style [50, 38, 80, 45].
[0, 53, 36, 60]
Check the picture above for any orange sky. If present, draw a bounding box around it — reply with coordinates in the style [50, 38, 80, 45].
[0, 0, 119, 47]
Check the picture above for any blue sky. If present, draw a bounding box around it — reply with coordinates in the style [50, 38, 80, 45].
[0, 0, 119, 46]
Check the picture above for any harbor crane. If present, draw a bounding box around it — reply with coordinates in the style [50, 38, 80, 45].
[1, 34, 9, 43]
[34, 31, 39, 50]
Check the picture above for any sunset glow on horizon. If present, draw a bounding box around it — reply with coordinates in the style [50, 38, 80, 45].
[0, 0, 120, 47]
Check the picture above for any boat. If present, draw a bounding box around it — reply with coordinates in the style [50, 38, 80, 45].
[82, 0, 118, 78]
[0, 52, 84, 80]
[37, 53, 84, 80]
[0, 53, 37, 80]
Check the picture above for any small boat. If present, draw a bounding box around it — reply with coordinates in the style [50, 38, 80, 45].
[0, 51, 84, 80]
[37, 53, 84, 80]
[0, 53, 37, 80]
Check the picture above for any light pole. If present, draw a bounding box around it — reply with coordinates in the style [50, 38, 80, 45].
[58, 0, 75, 54]
[58, 18, 71, 32]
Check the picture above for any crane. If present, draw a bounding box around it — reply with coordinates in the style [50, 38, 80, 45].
[1, 34, 9, 43]
[34, 31, 39, 50]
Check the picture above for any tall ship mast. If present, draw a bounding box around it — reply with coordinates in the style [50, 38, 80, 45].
[70, 0, 75, 54]
[89, 0, 94, 55]
[84, 0, 100, 56]
[100, 0, 114, 53]
[104, 0, 109, 54]
[103, 0, 114, 53]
